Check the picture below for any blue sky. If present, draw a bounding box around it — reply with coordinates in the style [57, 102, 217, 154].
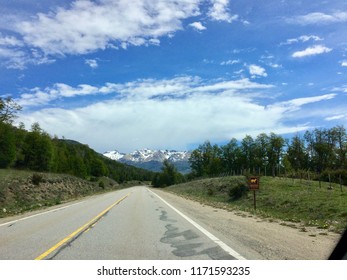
[1, 0, 347, 153]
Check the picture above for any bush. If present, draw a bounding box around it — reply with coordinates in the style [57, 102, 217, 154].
[228, 181, 248, 200]
[206, 187, 214, 196]
[98, 181, 105, 189]
[31, 173, 44, 186]
[320, 169, 347, 185]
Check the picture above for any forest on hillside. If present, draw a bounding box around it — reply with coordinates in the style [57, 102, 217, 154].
[0, 97, 154, 182]
[189, 126, 347, 184]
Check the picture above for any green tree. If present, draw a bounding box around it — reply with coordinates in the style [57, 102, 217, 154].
[0, 97, 22, 124]
[13, 122, 27, 168]
[254, 133, 269, 175]
[310, 128, 335, 173]
[90, 158, 108, 177]
[331, 126, 347, 169]
[221, 138, 240, 174]
[267, 133, 285, 176]
[152, 160, 184, 187]
[161, 159, 178, 186]
[22, 123, 54, 171]
[189, 141, 223, 177]
[241, 135, 255, 173]
[0, 122, 16, 168]
[189, 149, 204, 177]
[286, 135, 309, 172]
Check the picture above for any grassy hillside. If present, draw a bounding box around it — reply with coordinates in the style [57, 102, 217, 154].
[0, 169, 146, 218]
[164, 176, 347, 233]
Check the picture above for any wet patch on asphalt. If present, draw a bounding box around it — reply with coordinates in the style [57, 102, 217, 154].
[159, 212, 235, 260]
[160, 210, 177, 223]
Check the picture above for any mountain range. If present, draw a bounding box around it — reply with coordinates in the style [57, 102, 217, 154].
[103, 149, 191, 174]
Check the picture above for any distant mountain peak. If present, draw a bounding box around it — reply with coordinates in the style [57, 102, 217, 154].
[104, 148, 191, 163]
[103, 148, 191, 173]
[103, 150, 125, 161]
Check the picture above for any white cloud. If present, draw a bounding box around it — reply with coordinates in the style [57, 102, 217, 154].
[14, 0, 201, 55]
[17, 76, 274, 107]
[208, 0, 238, 23]
[248, 64, 267, 77]
[220, 59, 240, 65]
[325, 114, 346, 121]
[189, 21, 206, 31]
[85, 59, 98, 68]
[17, 83, 104, 106]
[331, 85, 347, 93]
[341, 60, 347, 67]
[149, 38, 160, 46]
[16, 75, 336, 153]
[0, 0, 241, 67]
[0, 45, 55, 70]
[0, 35, 24, 47]
[265, 94, 337, 124]
[280, 94, 336, 108]
[268, 63, 282, 68]
[0, 33, 56, 69]
[289, 11, 347, 25]
[281, 35, 323, 45]
[16, 76, 283, 151]
[292, 45, 332, 58]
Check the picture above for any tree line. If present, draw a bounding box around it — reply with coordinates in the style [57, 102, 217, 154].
[151, 159, 185, 187]
[188, 126, 347, 184]
[0, 97, 154, 182]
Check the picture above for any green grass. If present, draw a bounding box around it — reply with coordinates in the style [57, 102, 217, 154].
[164, 176, 347, 233]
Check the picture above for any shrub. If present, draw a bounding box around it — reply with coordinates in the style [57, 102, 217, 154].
[206, 187, 214, 196]
[228, 181, 248, 200]
[320, 169, 347, 185]
[98, 181, 105, 189]
[32, 173, 43, 186]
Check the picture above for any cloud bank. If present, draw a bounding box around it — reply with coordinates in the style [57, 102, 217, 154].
[0, 0, 242, 68]
[16, 76, 336, 152]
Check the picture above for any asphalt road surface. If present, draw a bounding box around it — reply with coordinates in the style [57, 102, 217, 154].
[0, 186, 245, 260]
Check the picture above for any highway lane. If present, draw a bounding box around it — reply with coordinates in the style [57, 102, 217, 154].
[0, 186, 244, 260]
[0, 188, 132, 259]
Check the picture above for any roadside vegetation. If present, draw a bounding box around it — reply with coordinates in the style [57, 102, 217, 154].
[0, 169, 148, 218]
[151, 159, 186, 187]
[164, 176, 347, 233]
[152, 124, 347, 234]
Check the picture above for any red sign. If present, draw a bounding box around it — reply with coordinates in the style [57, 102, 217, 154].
[249, 177, 259, 190]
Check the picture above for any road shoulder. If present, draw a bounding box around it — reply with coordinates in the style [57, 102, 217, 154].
[150, 187, 341, 260]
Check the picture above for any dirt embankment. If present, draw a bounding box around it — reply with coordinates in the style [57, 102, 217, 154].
[0, 171, 118, 217]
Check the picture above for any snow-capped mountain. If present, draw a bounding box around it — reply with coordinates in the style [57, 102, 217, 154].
[103, 149, 191, 173]
[103, 150, 126, 161]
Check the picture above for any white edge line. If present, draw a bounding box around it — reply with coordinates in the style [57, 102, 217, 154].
[148, 188, 246, 260]
[0, 201, 84, 227]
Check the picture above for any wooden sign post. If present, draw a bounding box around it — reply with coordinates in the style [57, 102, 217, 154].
[249, 177, 260, 210]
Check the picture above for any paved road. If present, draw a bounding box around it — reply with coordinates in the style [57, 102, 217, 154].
[0, 186, 245, 260]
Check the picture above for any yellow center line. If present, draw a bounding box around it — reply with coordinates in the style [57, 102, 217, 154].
[35, 193, 131, 260]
